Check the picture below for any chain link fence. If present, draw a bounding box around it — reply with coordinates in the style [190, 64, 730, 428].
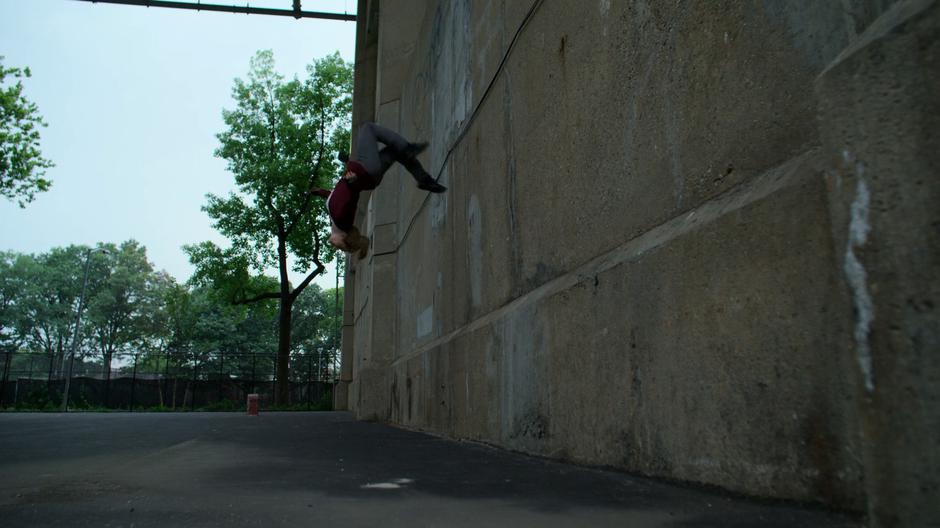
[0, 349, 338, 411]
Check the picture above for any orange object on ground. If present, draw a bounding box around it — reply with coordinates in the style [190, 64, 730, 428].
[247, 394, 260, 416]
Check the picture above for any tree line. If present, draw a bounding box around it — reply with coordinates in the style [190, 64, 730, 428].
[2, 49, 355, 406]
[0, 241, 342, 391]
[187, 50, 353, 405]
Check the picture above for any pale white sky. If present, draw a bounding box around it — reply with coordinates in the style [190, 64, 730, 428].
[0, 0, 356, 289]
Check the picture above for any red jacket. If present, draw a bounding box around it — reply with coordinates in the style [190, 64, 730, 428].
[317, 160, 373, 232]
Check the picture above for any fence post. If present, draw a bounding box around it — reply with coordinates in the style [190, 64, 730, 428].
[162, 350, 170, 408]
[171, 354, 178, 410]
[103, 351, 112, 409]
[271, 353, 277, 409]
[47, 352, 54, 399]
[129, 353, 138, 411]
[218, 350, 225, 404]
[25, 353, 34, 405]
[317, 348, 323, 402]
[333, 255, 342, 410]
[191, 353, 198, 411]
[306, 352, 312, 410]
[0, 350, 11, 408]
[250, 353, 256, 399]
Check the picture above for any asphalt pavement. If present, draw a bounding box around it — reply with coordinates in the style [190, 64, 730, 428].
[0, 412, 861, 527]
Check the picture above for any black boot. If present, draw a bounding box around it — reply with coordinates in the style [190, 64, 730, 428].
[417, 175, 447, 193]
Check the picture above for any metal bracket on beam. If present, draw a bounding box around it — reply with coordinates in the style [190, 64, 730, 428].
[71, 0, 356, 21]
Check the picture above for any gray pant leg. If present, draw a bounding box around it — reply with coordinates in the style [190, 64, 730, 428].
[355, 122, 410, 176]
[355, 122, 431, 184]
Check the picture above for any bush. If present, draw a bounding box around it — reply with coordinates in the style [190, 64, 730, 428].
[13, 386, 57, 411]
[66, 389, 108, 411]
[201, 399, 237, 412]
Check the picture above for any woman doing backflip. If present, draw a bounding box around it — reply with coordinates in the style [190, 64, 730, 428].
[312, 122, 446, 259]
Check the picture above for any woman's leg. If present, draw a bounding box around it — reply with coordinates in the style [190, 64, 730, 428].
[354, 122, 446, 192]
[355, 122, 410, 177]
[374, 146, 433, 186]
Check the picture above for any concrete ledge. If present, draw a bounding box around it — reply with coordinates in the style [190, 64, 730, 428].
[819, 0, 937, 78]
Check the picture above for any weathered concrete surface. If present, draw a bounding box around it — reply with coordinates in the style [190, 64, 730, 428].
[336, 0, 381, 412]
[0, 412, 860, 527]
[343, 0, 939, 524]
[816, 1, 940, 526]
[387, 150, 865, 505]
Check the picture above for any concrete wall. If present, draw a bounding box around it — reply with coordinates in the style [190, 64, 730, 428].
[341, 1, 939, 525]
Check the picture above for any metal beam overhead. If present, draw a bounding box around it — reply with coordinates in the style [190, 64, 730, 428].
[70, 0, 356, 21]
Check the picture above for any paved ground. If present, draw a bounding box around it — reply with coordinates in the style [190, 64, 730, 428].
[0, 412, 860, 527]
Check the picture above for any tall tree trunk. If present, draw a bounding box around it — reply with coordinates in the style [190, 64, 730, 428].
[103, 349, 112, 407]
[274, 221, 292, 407]
[276, 294, 293, 405]
[56, 337, 63, 377]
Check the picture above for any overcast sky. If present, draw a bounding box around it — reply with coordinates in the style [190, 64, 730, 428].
[0, 0, 356, 289]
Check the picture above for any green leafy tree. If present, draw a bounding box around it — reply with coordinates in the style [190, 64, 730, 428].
[125, 272, 180, 406]
[291, 283, 343, 379]
[140, 281, 193, 371]
[140, 281, 279, 408]
[0, 57, 53, 207]
[134, 270, 178, 357]
[0, 251, 32, 355]
[187, 50, 352, 405]
[162, 282, 198, 356]
[138, 281, 200, 408]
[84, 241, 164, 401]
[18, 246, 104, 376]
[187, 284, 278, 390]
[231, 293, 279, 384]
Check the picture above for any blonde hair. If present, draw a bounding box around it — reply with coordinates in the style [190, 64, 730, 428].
[345, 226, 370, 260]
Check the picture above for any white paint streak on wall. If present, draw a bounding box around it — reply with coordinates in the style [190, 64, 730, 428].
[844, 168, 875, 392]
[417, 305, 434, 338]
[361, 482, 401, 490]
[362, 479, 414, 489]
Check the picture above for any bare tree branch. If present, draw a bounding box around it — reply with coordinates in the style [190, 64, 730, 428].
[233, 291, 281, 305]
[290, 235, 325, 302]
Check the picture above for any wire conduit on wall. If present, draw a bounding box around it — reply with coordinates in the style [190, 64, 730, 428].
[382, 0, 546, 256]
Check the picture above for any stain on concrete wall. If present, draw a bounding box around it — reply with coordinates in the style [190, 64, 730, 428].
[343, 0, 940, 524]
[467, 194, 483, 308]
[844, 167, 876, 393]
